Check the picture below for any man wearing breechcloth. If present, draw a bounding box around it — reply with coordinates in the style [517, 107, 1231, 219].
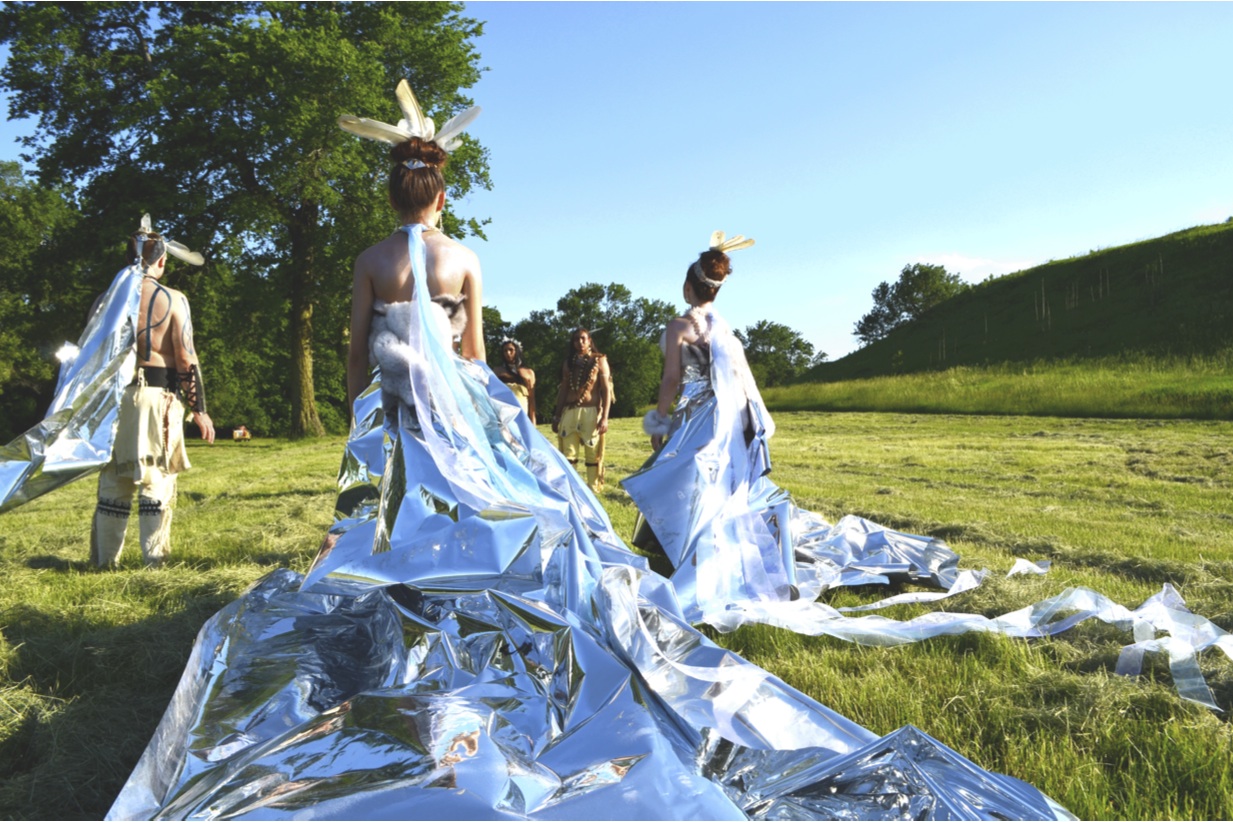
[91, 229, 215, 567]
[552, 328, 612, 493]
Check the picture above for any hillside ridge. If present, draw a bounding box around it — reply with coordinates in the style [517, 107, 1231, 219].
[807, 220, 1233, 382]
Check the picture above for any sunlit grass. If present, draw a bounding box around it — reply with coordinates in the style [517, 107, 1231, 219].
[2, 413, 1232, 819]
[765, 354, 1233, 420]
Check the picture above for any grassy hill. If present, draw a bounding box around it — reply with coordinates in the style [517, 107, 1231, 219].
[808, 220, 1233, 382]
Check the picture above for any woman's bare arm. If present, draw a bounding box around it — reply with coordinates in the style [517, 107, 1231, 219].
[459, 255, 485, 362]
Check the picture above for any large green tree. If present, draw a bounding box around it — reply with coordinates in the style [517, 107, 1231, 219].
[736, 319, 824, 387]
[853, 262, 969, 345]
[0, 2, 490, 436]
[510, 283, 677, 419]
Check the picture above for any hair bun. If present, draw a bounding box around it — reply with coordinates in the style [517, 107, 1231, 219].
[698, 249, 732, 283]
[390, 137, 448, 169]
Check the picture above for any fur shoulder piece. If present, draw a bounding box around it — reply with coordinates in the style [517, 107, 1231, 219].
[431, 293, 468, 340]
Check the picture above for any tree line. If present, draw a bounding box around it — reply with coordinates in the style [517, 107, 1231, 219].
[0, 4, 823, 442]
[0, 161, 823, 440]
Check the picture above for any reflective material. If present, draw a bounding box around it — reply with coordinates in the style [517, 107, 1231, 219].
[109, 228, 1067, 819]
[0, 264, 141, 513]
[622, 306, 1231, 710]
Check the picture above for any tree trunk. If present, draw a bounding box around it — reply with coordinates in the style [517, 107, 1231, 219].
[288, 202, 325, 438]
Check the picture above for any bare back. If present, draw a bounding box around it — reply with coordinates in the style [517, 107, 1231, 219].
[137, 277, 196, 370]
[347, 225, 485, 407]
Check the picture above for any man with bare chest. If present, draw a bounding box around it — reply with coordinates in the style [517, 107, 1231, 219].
[552, 328, 613, 493]
[91, 231, 214, 567]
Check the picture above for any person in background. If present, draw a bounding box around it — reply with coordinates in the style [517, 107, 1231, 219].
[552, 328, 611, 493]
[495, 337, 536, 424]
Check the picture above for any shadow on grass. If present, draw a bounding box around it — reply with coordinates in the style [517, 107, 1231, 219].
[25, 555, 96, 572]
[0, 587, 237, 820]
[214, 487, 332, 502]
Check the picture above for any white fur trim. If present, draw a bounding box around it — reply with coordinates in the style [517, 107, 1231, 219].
[642, 410, 672, 437]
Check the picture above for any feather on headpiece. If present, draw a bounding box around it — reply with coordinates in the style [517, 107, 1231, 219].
[338, 79, 481, 154]
[136, 214, 204, 266]
[708, 230, 755, 254]
[691, 230, 755, 289]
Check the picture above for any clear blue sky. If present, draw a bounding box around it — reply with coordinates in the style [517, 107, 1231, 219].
[4, 3, 1232, 360]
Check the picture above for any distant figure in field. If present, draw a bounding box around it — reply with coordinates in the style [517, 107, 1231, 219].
[552, 328, 612, 493]
[495, 338, 536, 424]
[91, 229, 215, 568]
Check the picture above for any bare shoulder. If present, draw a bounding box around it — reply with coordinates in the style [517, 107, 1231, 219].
[426, 231, 480, 271]
[354, 233, 404, 277]
[161, 284, 188, 309]
[665, 315, 692, 339]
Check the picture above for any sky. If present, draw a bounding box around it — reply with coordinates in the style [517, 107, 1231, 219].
[4, 2, 1233, 361]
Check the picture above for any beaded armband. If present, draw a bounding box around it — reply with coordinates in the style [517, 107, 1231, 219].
[177, 364, 208, 414]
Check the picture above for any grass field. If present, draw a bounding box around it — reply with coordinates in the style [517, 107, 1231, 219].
[766, 354, 1233, 420]
[2, 413, 1232, 819]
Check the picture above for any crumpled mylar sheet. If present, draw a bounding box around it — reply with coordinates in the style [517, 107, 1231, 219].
[107, 368, 1071, 820]
[0, 264, 140, 513]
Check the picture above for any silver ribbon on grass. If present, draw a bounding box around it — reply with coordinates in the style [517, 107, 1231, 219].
[0, 264, 141, 513]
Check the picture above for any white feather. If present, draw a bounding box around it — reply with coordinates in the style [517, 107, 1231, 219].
[394, 80, 434, 141]
[718, 235, 755, 253]
[708, 230, 725, 250]
[139, 213, 153, 233]
[337, 115, 413, 145]
[432, 106, 482, 153]
[166, 240, 204, 267]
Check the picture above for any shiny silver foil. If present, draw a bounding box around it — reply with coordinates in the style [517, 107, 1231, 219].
[621, 307, 1232, 709]
[0, 264, 141, 513]
[108, 229, 1068, 819]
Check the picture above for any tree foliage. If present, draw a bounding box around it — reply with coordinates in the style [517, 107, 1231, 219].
[736, 320, 824, 387]
[0, 162, 88, 440]
[0, 2, 490, 437]
[503, 283, 677, 419]
[853, 262, 969, 345]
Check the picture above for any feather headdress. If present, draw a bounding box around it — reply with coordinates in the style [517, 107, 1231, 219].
[338, 79, 481, 154]
[707, 230, 755, 254]
[690, 230, 754, 290]
[136, 213, 204, 266]
[691, 230, 755, 289]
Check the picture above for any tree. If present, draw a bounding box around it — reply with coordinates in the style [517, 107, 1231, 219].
[853, 263, 969, 345]
[510, 283, 677, 418]
[0, 162, 87, 441]
[0, 2, 490, 436]
[482, 305, 514, 369]
[735, 320, 818, 387]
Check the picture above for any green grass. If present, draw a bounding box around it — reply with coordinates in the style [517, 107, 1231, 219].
[764, 353, 1233, 420]
[3, 414, 1233, 819]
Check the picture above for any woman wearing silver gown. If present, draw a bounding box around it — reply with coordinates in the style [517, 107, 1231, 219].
[106, 87, 1065, 821]
[623, 233, 800, 625]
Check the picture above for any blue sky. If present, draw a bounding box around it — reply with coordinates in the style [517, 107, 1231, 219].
[4, 3, 1232, 360]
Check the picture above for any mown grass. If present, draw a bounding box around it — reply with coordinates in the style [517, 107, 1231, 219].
[3, 414, 1233, 819]
[766, 353, 1233, 420]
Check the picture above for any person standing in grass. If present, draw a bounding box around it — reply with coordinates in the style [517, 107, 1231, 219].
[495, 337, 536, 423]
[91, 228, 215, 568]
[621, 231, 801, 620]
[551, 327, 612, 492]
